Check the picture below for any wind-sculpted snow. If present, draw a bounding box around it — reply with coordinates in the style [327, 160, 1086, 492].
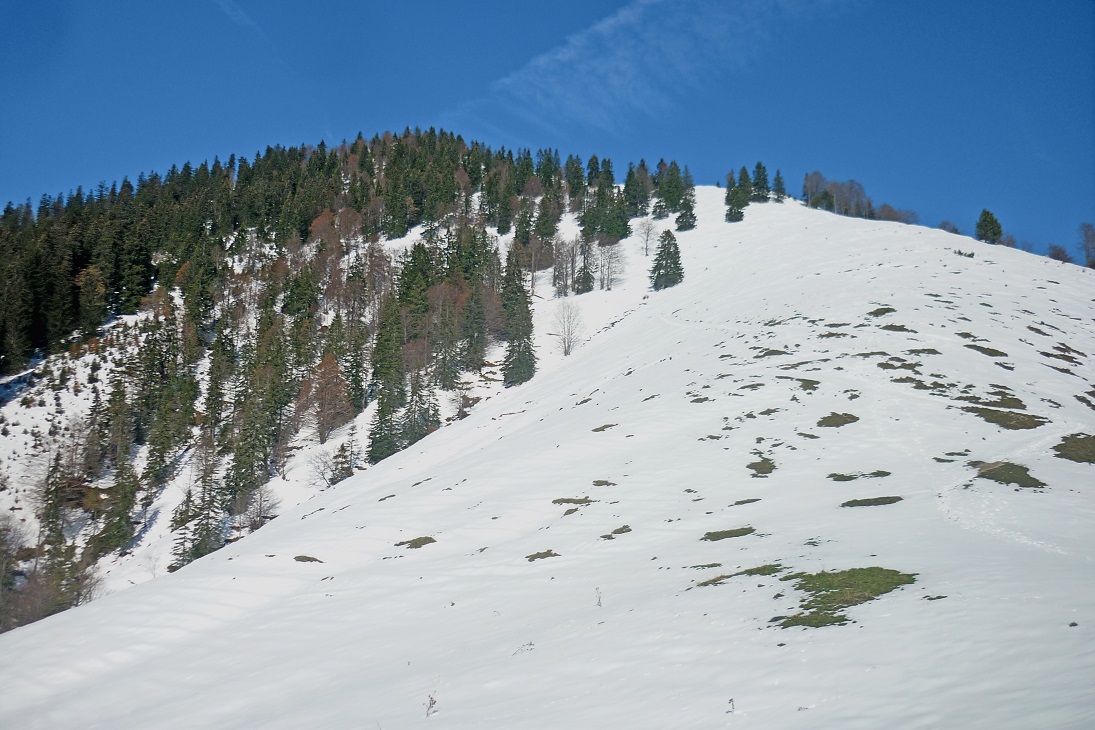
[1, 189, 1093, 728]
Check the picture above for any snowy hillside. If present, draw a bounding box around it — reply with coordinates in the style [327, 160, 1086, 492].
[1, 187, 1093, 729]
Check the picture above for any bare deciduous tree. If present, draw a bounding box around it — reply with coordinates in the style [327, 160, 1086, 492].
[1080, 222, 1095, 268]
[637, 218, 657, 256]
[554, 300, 583, 356]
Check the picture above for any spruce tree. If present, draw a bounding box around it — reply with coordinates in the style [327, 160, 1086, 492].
[751, 162, 770, 202]
[650, 230, 684, 290]
[772, 169, 786, 202]
[501, 249, 536, 386]
[675, 190, 697, 231]
[975, 209, 1002, 244]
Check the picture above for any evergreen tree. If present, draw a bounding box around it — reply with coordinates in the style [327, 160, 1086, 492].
[400, 368, 440, 446]
[772, 169, 786, 202]
[975, 209, 1002, 243]
[751, 162, 770, 202]
[501, 249, 536, 386]
[675, 190, 697, 231]
[650, 230, 684, 290]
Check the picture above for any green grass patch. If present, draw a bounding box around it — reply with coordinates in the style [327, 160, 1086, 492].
[1053, 433, 1095, 464]
[969, 461, 1046, 488]
[817, 412, 859, 428]
[526, 550, 559, 561]
[906, 348, 941, 356]
[772, 567, 916, 628]
[828, 470, 891, 482]
[965, 343, 1008, 358]
[756, 348, 790, 358]
[689, 563, 722, 569]
[732, 498, 761, 506]
[553, 497, 594, 505]
[747, 455, 776, 477]
[841, 496, 904, 507]
[701, 527, 755, 541]
[592, 423, 617, 432]
[868, 306, 896, 317]
[592, 479, 617, 486]
[962, 407, 1047, 430]
[696, 563, 785, 588]
[880, 324, 916, 333]
[600, 525, 632, 540]
[395, 536, 436, 549]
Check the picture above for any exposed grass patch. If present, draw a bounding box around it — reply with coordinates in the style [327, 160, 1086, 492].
[965, 343, 1008, 358]
[962, 407, 1047, 430]
[878, 360, 920, 370]
[691, 396, 712, 403]
[955, 389, 1026, 410]
[868, 306, 896, 317]
[828, 470, 891, 482]
[592, 479, 617, 486]
[526, 550, 559, 561]
[689, 563, 722, 569]
[696, 563, 785, 588]
[732, 498, 761, 506]
[819, 331, 850, 338]
[395, 536, 436, 549]
[600, 525, 632, 540]
[591, 423, 617, 432]
[907, 348, 941, 356]
[841, 496, 903, 507]
[969, 461, 1046, 488]
[880, 324, 916, 333]
[1052, 434, 1095, 464]
[771, 567, 916, 628]
[756, 348, 790, 358]
[747, 455, 776, 477]
[294, 555, 324, 562]
[553, 497, 594, 505]
[701, 527, 755, 541]
[817, 412, 859, 428]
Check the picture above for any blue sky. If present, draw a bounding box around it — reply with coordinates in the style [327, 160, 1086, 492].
[2, 0, 1092, 257]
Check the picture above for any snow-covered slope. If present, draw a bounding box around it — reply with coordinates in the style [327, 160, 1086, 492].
[1, 188, 1093, 729]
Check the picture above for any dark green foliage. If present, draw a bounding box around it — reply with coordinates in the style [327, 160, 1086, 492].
[772, 169, 786, 202]
[675, 191, 697, 231]
[751, 162, 769, 202]
[501, 249, 536, 386]
[650, 230, 684, 290]
[975, 209, 1002, 244]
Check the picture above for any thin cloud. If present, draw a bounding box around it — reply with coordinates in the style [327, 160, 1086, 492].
[213, 0, 272, 46]
[442, 0, 854, 142]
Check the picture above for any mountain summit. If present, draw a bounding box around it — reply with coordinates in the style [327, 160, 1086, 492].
[1, 188, 1092, 728]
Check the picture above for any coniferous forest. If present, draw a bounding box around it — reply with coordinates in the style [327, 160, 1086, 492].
[0, 128, 706, 630]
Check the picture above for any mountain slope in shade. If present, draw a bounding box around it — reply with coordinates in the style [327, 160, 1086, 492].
[1, 188, 1093, 729]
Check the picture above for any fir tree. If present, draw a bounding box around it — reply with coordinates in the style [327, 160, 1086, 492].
[751, 162, 770, 202]
[772, 169, 786, 202]
[675, 190, 697, 231]
[501, 249, 536, 386]
[975, 209, 1002, 244]
[650, 230, 684, 290]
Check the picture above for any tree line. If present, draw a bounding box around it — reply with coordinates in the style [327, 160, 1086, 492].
[0, 128, 696, 631]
